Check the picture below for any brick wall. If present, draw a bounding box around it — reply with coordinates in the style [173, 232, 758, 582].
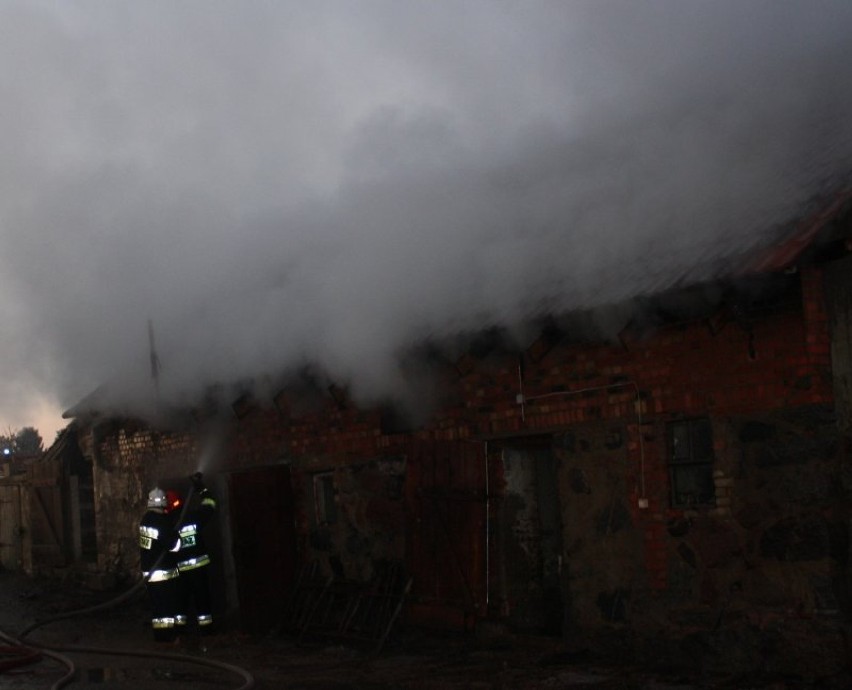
[77, 269, 849, 675]
[81, 421, 197, 576]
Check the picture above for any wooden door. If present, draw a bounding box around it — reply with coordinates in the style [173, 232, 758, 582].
[827, 255, 852, 432]
[0, 483, 22, 570]
[405, 440, 494, 629]
[229, 465, 297, 633]
[30, 485, 65, 566]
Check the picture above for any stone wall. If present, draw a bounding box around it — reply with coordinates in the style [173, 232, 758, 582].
[550, 407, 850, 678]
[293, 454, 407, 582]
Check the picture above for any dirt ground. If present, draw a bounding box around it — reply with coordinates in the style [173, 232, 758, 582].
[0, 570, 846, 689]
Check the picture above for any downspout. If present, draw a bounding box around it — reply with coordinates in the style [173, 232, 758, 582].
[484, 441, 490, 611]
[517, 362, 526, 422]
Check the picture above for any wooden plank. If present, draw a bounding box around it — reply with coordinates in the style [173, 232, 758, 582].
[69, 475, 82, 562]
[32, 487, 62, 546]
[826, 256, 852, 432]
[0, 485, 21, 570]
[28, 485, 64, 567]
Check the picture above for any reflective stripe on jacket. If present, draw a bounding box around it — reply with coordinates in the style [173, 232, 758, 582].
[143, 568, 180, 583]
[139, 509, 179, 572]
[177, 554, 211, 572]
[176, 488, 217, 568]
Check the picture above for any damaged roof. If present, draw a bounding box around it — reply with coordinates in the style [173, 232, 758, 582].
[62, 186, 852, 421]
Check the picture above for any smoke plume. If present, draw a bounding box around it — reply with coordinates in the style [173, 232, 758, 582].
[0, 1, 851, 431]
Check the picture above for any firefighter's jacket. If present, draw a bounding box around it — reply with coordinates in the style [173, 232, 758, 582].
[138, 510, 180, 582]
[177, 489, 217, 572]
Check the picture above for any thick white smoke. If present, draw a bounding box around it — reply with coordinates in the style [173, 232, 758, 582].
[0, 1, 851, 432]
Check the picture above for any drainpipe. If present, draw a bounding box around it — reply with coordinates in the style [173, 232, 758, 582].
[484, 441, 490, 611]
[517, 363, 526, 422]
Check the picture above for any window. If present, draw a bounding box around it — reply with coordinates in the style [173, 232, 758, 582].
[668, 418, 715, 507]
[312, 472, 337, 525]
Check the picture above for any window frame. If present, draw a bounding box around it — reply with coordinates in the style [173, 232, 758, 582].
[667, 417, 716, 508]
[312, 471, 338, 526]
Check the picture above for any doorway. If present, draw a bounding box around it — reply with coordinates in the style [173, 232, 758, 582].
[229, 464, 297, 633]
[493, 438, 564, 635]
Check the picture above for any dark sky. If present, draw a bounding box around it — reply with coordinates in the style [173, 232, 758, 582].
[1, 1, 851, 436]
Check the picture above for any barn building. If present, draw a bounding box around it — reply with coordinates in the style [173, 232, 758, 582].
[13, 188, 852, 678]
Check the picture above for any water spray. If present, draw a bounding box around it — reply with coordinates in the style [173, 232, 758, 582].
[195, 427, 227, 477]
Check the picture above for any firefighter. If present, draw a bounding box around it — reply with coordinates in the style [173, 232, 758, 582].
[175, 472, 218, 639]
[138, 486, 181, 642]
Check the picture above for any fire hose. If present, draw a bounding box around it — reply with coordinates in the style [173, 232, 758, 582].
[0, 644, 42, 672]
[0, 473, 255, 690]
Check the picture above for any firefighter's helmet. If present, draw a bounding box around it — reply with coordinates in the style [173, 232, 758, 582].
[147, 487, 167, 509]
[165, 489, 183, 514]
